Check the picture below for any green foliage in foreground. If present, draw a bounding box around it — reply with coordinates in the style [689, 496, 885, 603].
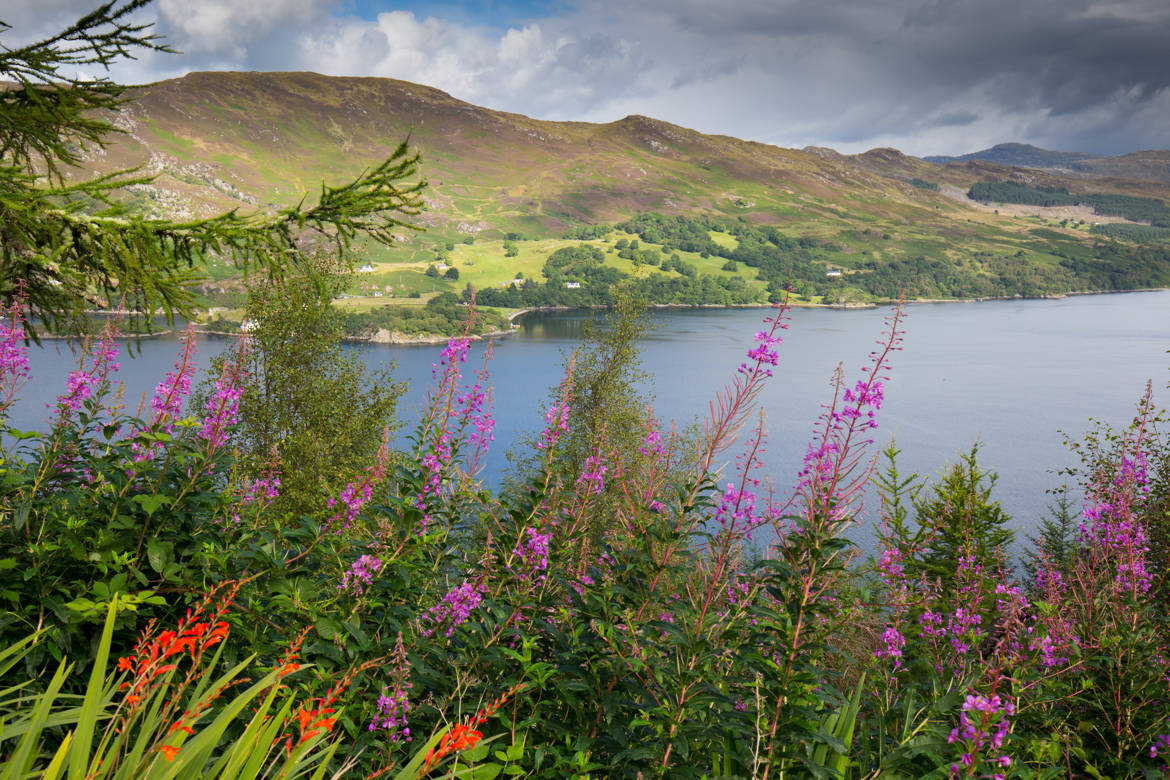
[208, 256, 405, 519]
[4, 293, 1170, 778]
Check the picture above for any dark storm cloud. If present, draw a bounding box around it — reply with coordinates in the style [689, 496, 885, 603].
[896, 0, 1170, 115]
[930, 111, 980, 128]
[588, 0, 1170, 153]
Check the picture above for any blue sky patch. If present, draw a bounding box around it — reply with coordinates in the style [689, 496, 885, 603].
[336, 0, 569, 28]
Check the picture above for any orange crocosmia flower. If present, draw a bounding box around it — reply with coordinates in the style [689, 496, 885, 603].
[296, 707, 313, 732]
[206, 621, 229, 646]
[159, 744, 180, 762]
[117, 656, 134, 672]
[452, 725, 482, 751]
[168, 721, 195, 736]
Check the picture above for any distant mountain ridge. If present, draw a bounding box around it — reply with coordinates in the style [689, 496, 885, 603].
[925, 142, 1170, 186]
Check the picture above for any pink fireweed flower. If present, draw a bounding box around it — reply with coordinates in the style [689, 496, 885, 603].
[875, 626, 907, 670]
[421, 581, 484, 638]
[511, 527, 552, 584]
[0, 292, 31, 415]
[433, 336, 471, 375]
[340, 554, 383, 596]
[577, 454, 608, 495]
[794, 306, 903, 527]
[54, 328, 121, 421]
[453, 341, 497, 478]
[225, 449, 282, 527]
[413, 332, 496, 530]
[537, 400, 571, 450]
[947, 690, 1014, 778]
[150, 328, 197, 424]
[199, 343, 247, 452]
[371, 684, 412, 742]
[328, 481, 373, 532]
[638, 428, 665, 457]
[459, 380, 495, 468]
[371, 633, 412, 742]
[715, 482, 758, 534]
[739, 329, 782, 377]
[1078, 390, 1155, 596]
[1151, 733, 1170, 770]
[244, 475, 281, 504]
[131, 330, 199, 464]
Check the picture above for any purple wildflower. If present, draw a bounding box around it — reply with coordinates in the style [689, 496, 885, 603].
[537, 400, 571, 450]
[421, 581, 484, 638]
[1080, 448, 1153, 595]
[370, 633, 413, 742]
[794, 306, 902, 526]
[1151, 733, 1170, 771]
[54, 329, 120, 420]
[577, 454, 608, 495]
[328, 480, 374, 532]
[738, 329, 782, 377]
[511, 527, 552, 584]
[0, 295, 31, 414]
[150, 330, 197, 423]
[876, 626, 907, 670]
[638, 428, 665, 457]
[947, 690, 1014, 778]
[199, 345, 246, 451]
[340, 554, 384, 596]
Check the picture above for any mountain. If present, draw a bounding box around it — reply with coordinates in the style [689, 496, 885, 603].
[924, 143, 1170, 186]
[923, 143, 1097, 168]
[67, 71, 1170, 309]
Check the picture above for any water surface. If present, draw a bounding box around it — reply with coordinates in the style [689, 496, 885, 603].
[9, 291, 1169, 552]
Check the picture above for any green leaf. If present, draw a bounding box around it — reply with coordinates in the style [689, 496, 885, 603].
[14, 502, 29, 531]
[133, 494, 172, 517]
[146, 540, 173, 574]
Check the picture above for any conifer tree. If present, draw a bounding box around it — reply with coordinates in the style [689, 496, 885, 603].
[0, 0, 425, 336]
[913, 444, 1014, 583]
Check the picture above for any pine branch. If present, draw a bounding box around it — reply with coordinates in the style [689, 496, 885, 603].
[0, 0, 171, 179]
[0, 143, 426, 338]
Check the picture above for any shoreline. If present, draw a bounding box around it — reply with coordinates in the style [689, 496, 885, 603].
[36, 287, 1169, 344]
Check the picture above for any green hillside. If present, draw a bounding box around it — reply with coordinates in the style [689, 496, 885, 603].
[77, 70, 1170, 322]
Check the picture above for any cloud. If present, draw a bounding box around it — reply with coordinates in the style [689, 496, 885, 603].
[2, 0, 1168, 155]
[930, 111, 980, 128]
[156, 0, 330, 59]
[292, 9, 651, 117]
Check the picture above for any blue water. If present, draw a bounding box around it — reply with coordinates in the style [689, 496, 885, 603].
[8, 291, 1170, 551]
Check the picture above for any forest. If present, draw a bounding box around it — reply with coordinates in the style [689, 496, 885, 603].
[968, 182, 1170, 229]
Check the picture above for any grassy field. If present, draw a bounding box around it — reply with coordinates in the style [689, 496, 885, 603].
[342, 230, 770, 302]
